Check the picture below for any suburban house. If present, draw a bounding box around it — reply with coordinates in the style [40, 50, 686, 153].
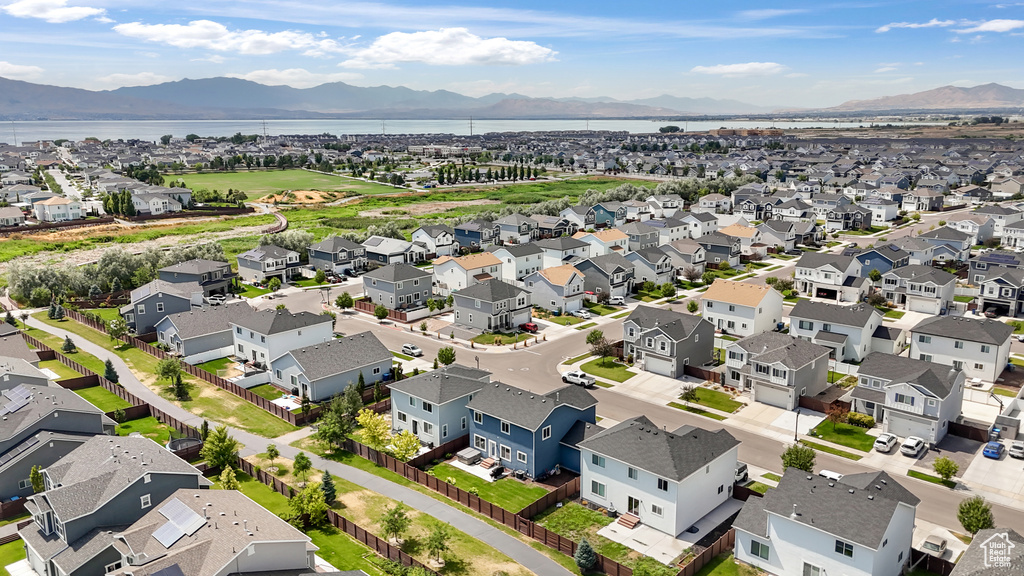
[119, 279, 202, 335]
[734, 469, 919, 576]
[826, 204, 873, 231]
[661, 239, 706, 276]
[646, 217, 688, 244]
[619, 222, 660, 251]
[271, 331, 391, 401]
[488, 244, 544, 283]
[20, 436, 211, 576]
[452, 279, 532, 332]
[889, 237, 936, 266]
[389, 364, 491, 445]
[851, 352, 965, 443]
[718, 223, 762, 255]
[0, 333, 41, 368]
[625, 247, 674, 286]
[859, 197, 900, 224]
[697, 232, 741, 268]
[973, 204, 1022, 237]
[432, 252, 503, 296]
[0, 358, 48, 391]
[362, 263, 433, 310]
[1002, 220, 1024, 249]
[773, 198, 814, 222]
[106, 489, 317, 576]
[531, 236, 589, 268]
[974, 265, 1024, 317]
[33, 197, 82, 222]
[622, 306, 714, 378]
[851, 244, 910, 277]
[454, 219, 498, 250]
[646, 194, 684, 217]
[466, 382, 597, 477]
[0, 206, 26, 227]
[307, 236, 367, 274]
[724, 332, 830, 410]
[789, 300, 884, 362]
[916, 227, 972, 262]
[362, 236, 427, 265]
[573, 229, 630, 257]
[236, 245, 301, 283]
[902, 189, 945, 212]
[494, 214, 539, 244]
[560, 205, 593, 229]
[592, 201, 627, 228]
[411, 224, 456, 257]
[679, 212, 718, 238]
[157, 259, 234, 297]
[794, 253, 865, 302]
[879, 265, 957, 315]
[758, 220, 797, 252]
[0, 385, 114, 504]
[701, 281, 784, 338]
[524, 264, 586, 314]
[530, 214, 576, 239]
[945, 213, 996, 246]
[230, 308, 334, 368]
[579, 416, 739, 536]
[155, 302, 257, 362]
[576, 253, 636, 299]
[909, 316, 1012, 383]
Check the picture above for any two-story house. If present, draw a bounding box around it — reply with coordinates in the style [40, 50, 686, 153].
[888, 236, 936, 266]
[851, 352, 965, 443]
[859, 197, 901, 225]
[432, 252, 503, 297]
[454, 219, 498, 250]
[389, 364, 491, 446]
[974, 204, 1022, 237]
[560, 205, 593, 230]
[155, 302, 257, 362]
[157, 259, 234, 297]
[622, 306, 713, 378]
[975, 265, 1024, 317]
[916, 227, 972, 262]
[271, 331, 391, 401]
[119, 279, 202, 335]
[826, 204, 873, 231]
[362, 263, 433, 310]
[645, 217, 688, 244]
[307, 236, 367, 274]
[0, 206, 26, 227]
[534, 236, 591, 268]
[576, 253, 636, 299]
[909, 315, 1012, 383]
[851, 244, 910, 278]
[579, 416, 739, 536]
[945, 213, 996, 246]
[21, 436, 211, 576]
[236, 245, 301, 283]
[488, 244, 544, 284]
[725, 332, 830, 410]
[524, 264, 586, 314]
[701, 281, 784, 338]
[33, 197, 82, 222]
[794, 253, 865, 302]
[901, 189, 945, 212]
[679, 212, 719, 239]
[718, 223, 763, 255]
[452, 279, 532, 332]
[573, 229, 630, 257]
[362, 236, 427, 265]
[494, 214, 539, 244]
[625, 247, 674, 286]
[879, 265, 957, 315]
[619, 222, 660, 251]
[592, 202, 627, 228]
[661, 239, 706, 277]
[734, 469, 919, 576]
[411, 224, 456, 257]
[758, 220, 797, 252]
[647, 194, 685, 217]
[230, 308, 334, 368]
[789, 300, 883, 362]
[467, 382, 597, 477]
[529, 214, 576, 239]
[697, 232, 741, 268]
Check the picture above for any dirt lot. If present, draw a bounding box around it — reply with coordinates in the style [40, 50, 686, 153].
[790, 122, 1021, 140]
[262, 190, 347, 204]
[359, 198, 501, 218]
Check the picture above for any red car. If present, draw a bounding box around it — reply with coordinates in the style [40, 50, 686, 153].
[519, 322, 539, 333]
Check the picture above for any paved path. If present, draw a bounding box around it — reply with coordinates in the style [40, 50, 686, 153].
[27, 315, 573, 576]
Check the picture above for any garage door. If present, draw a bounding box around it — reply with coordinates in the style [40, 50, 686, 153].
[908, 297, 937, 314]
[885, 413, 928, 440]
[645, 356, 675, 378]
[754, 384, 792, 410]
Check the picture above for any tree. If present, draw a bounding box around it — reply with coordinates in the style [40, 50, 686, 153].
[266, 443, 280, 472]
[52, 304, 65, 320]
[107, 318, 128, 342]
[373, 381, 384, 403]
[104, 358, 119, 383]
[687, 300, 699, 313]
[200, 420, 210, 441]
[112, 408, 126, 424]
[661, 282, 676, 298]
[867, 292, 888, 308]
[156, 357, 182, 383]
[293, 451, 312, 484]
[682, 265, 701, 283]
[781, 443, 815, 472]
[701, 271, 715, 285]
[301, 392, 311, 420]
[825, 402, 849, 431]
[437, 346, 456, 366]
[200, 425, 239, 470]
[380, 503, 412, 544]
[425, 523, 451, 563]
[679, 383, 699, 406]
[356, 408, 392, 452]
[357, 371, 365, 393]
[445, 294, 454, 309]
[336, 292, 353, 310]
[642, 280, 656, 293]
[933, 457, 959, 482]
[391, 429, 422, 461]
[268, 277, 282, 292]
[374, 304, 389, 323]
[585, 329, 604, 348]
[290, 482, 328, 527]
[574, 537, 598, 572]
[219, 466, 240, 490]
[321, 471, 336, 503]
[314, 269, 327, 285]
[958, 496, 994, 536]
[62, 335, 76, 354]
[4, 311, 15, 327]
[868, 269, 882, 283]
[30, 465, 44, 493]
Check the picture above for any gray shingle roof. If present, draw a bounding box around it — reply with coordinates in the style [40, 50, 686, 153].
[467, 383, 596, 431]
[363, 263, 431, 283]
[790, 300, 882, 327]
[488, 243, 543, 257]
[950, 528, 1024, 576]
[238, 244, 296, 262]
[919, 227, 970, 241]
[387, 365, 489, 405]
[131, 279, 201, 302]
[160, 302, 256, 340]
[911, 315, 1013, 345]
[285, 331, 390, 382]
[534, 236, 590, 251]
[0, 335, 40, 365]
[0, 384, 106, 443]
[52, 525, 130, 574]
[858, 352, 961, 398]
[456, 278, 528, 302]
[733, 469, 919, 550]
[309, 236, 363, 254]
[415, 224, 454, 237]
[231, 308, 332, 335]
[625, 306, 704, 337]
[795, 252, 856, 271]
[579, 416, 738, 482]
[883, 264, 956, 284]
[580, 252, 633, 274]
[734, 332, 830, 369]
[158, 259, 229, 275]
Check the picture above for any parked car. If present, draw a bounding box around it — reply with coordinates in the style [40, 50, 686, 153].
[344, 269, 359, 278]
[874, 433, 898, 453]
[1010, 441, 1024, 459]
[401, 343, 423, 357]
[572, 309, 592, 319]
[901, 436, 926, 457]
[984, 308, 999, 318]
[609, 296, 625, 306]
[818, 469, 844, 482]
[922, 535, 947, 559]
[734, 463, 748, 483]
[1017, 334, 1024, 343]
[207, 294, 226, 306]
[519, 322, 539, 333]
[561, 370, 596, 388]
[983, 441, 1005, 460]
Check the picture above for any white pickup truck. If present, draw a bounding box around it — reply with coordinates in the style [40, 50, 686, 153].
[561, 370, 596, 388]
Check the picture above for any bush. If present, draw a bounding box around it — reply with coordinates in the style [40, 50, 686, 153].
[847, 413, 875, 428]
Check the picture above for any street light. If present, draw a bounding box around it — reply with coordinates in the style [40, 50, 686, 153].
[794, 409, 801, 442]
[475, 355, 480, 370]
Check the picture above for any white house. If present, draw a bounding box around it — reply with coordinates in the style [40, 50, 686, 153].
[909, 316, 1012, 383]
[534, 236, 592, 268]
[411, 224, 456, 257]
[572, 229, 630, 257]
[523, 264, 585, 314]
[718, 223, 762, 255]
[489, 244, 544, 283]
[679, 212, 718, 238]
[579, 416, 739, 536]
[879, 265, 957, 315]
[944, 214, 995, 246]
[432, 251, 503, 297]
[230, 308, 334, 367]
[794, 252, 865, 302]
[973, 204, 1022, 237]
[734, 470, 919, 576]
[789, 300, 883, 362]
[701, 280, 783, 338]
[33, 197, 82, 222]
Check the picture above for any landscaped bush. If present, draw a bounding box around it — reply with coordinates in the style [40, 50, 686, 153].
[847, 412, 875, 428]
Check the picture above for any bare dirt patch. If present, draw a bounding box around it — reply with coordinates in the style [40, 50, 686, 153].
[359, 198, 500, 218]
[262, 190, 346, 204]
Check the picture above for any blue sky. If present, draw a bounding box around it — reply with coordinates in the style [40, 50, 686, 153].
[0, 0, 1022, 107]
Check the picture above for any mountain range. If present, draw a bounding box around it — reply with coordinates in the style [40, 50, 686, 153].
[1, 76, 1021, 121]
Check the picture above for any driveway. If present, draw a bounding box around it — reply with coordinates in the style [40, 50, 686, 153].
[914, 435, 983, 477]
[960, 449, 1024, 505]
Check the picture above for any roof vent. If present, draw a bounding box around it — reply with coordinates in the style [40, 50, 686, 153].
[848, 489, 855, 494]
[868, 495, 874, 500]
[875, 484, 882, 490]
[790, 504, 799, 519]
[806, 475, 813, 480]
[828, 482, 834, 487]
[880, 479, 887, 485]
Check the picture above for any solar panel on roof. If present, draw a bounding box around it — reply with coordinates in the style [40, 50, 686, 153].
[152, 521, 185, 548]
[4, 398, 29, 414]
[159, 498, 205, 536]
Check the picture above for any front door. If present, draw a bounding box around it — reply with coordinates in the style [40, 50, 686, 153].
[252, 350, 257, 362]
[412, 420, 418, 435]
[627, 496, 641, 516]
[488, 440, 497, 459]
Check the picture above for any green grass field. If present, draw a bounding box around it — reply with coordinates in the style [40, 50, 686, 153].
[470, 332, 533, 345]
[908, 470, 957, 489]
[580, 358, 634, 382]
[693, 553, 761, 576]
[429, 463, 549, 512]
[37, 359, 82, 380]
[668, 402, 727, 421]
[196, 356, 234, 376]
[75, 385, 132, 412]
[810, 421, 875, 452]
[171, 169, 400, 197]
[800, 439, 863, 461]
[0, 539, 26, 576]
[689, 388, 744, 413]
[82, 308, 122, 324]
[117, 416, 175, 444]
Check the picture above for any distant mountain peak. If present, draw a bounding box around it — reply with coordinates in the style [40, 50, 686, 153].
[830, 83, 1024, 111]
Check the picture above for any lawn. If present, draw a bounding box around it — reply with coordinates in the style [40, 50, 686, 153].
[37, 359, 82, 380]
[116, 416, 174, 445]
[548, 314, 585, 326]
[800, 439, 863, 461]
[574, 322, 598, 331]
[908, 470, 957, 489]
[634, 290, 663, 303]
[0, 539, 26, 576]
[24, 326, 107, 374]
[195, 356, 234, 376]
[564, 353, 592, 365]
[883, 309, 906, 320]
[693, 553, 761, 576]
[762, 472, 782, 482]
[583, 301, 619, 316]
[810, 421, 876, 452]
[668, 402, 728, 421]
[74, 385, 133, 412]
[248, 383, 288, 402]
[954, 295, 974, 303]
[993, 386, 1019, 398]
[428, 463, 549, 512]
[470, 332, 533, 345]
[237, 283, 273, 298]
[688, 388, 743, 413]
[1008, 320, 1024, 334]
[173, 169, 399, 197]
[745, 481, 771, 494]
[391, 351, 414, 361]
[610, 311, 631, 319]
[82, 308, 122, 324]
[580, 357, 634, 383]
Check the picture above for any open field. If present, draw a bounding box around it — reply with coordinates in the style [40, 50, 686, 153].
[170, 169, 401, 197]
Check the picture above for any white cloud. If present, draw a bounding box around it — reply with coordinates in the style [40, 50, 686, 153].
[955, 19, 1024, 33]
[97, 72, 172, 88]
[690, 62, 787, 77]
[112, 19, 345, 56]
[340, 28, 555, 68]
[191, 55, 227, 64]
[875, 18, 956, 33]
[785, 72, 809, 78]
[874, 66, 898, 73]
[737, 8, 807, 20]
[0, 61, 44, 80]
[1, 0, 104, 23]
[226, 68, 363, 88]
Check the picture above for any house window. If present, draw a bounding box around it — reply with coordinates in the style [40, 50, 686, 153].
[835, 540, 854, 558]
[442, 424, 448, 438]
[592, 454, 606, 468]
[276, 370, 281, 379]
[373, 367, 381, 375]
[500, 445, 511, 460]
[707, 302, 713, 309]
[138, 304, 146, 315]
[542, 426, 551, 440]
[236, 327, 242, 334]
[591, 481, 606, 498]
[802, 564, 821, 576]
[409, 396, 416, 406]
[462, 417, 467, 430]
[750, 541, 770, 561]
[798, 320, 812, 330]
[895, 393, 915, 406]
[660, 342, 667, 352]
[628, 467, 638, 480]
[728, 304, 735, 312]
[397, 411, 407, 423]
[981, 345, 991, 353]
[156, 302, 164, 313]
[140, 494, 152, 509]
[423, 402, 433, 413]
[918, 335, 932, 344]
[657, 478, 669, 491]
[474, 435, 486, 450]
[954, 340, 963, 349]
[651, 504, 663, 516]
[927, 399, 936, 407]
[291, 375, 298, 386]
[975, 363, 985, 370]
[423, 422, 433, 435]
[920, 354, 932, 362]
[953, 360, 964, 370]
[18, 479, 30, 490]
[517, 451, 528, 463]
[105, 561, 124, 573]
[474, 411, 483, 424]
[501, 421, 510, 434]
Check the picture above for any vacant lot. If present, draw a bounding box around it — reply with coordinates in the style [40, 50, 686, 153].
[170, 169, 400, 197]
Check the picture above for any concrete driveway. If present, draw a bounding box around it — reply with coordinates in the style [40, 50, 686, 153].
[913, 519, 970, 563]
[961, 449, 1024, 504]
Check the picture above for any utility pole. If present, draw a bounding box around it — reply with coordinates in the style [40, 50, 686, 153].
[381, 120, 385, 135]
[10, 122, 17, 147]
[469, 116, 473, 136]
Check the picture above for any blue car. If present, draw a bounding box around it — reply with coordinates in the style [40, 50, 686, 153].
[983, 441, 1004, 459]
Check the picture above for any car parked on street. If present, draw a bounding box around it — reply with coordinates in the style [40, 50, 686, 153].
[900, 436, 926, 457]
[983, 441, 1005, 460]
[401, 343, 423, 357]
[1010, 441, 1024, 459]
[874, 432, 898, 453]
[561, 370, 596, 388]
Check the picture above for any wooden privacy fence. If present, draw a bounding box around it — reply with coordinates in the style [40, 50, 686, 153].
[0, 499, 28, 521]
[798, 395, 851, 415]
[0, 521, 32, 542]
[949, 420, 989, 442]
[676, 529, 736, 576]
[730, 483, 765, 502]
[909, 548, 956, 576]
[684, 364, 722, 384]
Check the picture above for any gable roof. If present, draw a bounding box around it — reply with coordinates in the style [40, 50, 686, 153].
[0, 334, 41, 365]
[572, 229, 628, 242]
[284, 331, 390, 382]
[534, 236, 590, 251]
[230, 308, 332, 335]
[309, 236, 364, 253]
[858, 352, 961, 398]
[883, 264, 956, 284]
[580, 252, 634, 274]
[732, 331, 830, 369]
[467, 383, 596, 431]
[701, 280, 778, 307]
[387, 365, 488, 405]
[434, 251, 501, 270]
[949, 528, 1024, 576]
[159, 302, 256, 341]
[489, 243, 543, 258]
[0, 384, 107, 443]
[238, 244, 296, 262]
[718, 223, 759, 239]
[536, 264, 583, 286]
[157, 259, 229, 276]
[795, 252, 856, 271]
[918, 227, 971, 242]
[456, 278, 528, 302]
[362, 263, 431, 283]
[910, 315, 1013, 345]
[415, 223, 454, 237]
[790, 300, 882, 327]
[130, 279, 200, 302]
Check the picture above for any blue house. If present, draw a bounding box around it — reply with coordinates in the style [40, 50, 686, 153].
[846, 244, 911, 277]
[454, 219, 498, 251]
[388, 364, 491, 447]
[591, 202, 627, 228]
[467, 383, 597, 478]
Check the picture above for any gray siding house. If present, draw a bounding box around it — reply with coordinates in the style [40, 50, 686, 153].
[625, 247, 674, 285]
[271, 331, 392, 402]
[156, 259, 234, 297]
[362, 263, 433, 310]
[575, 253, 635, 299]
[154, 302, 257, 361]
[389, 365, 491, 446]
[119, 279, 202, 335]
[623, 306, 714, 378]
[724, 332, 830, 410]
[236, 244, 302, 283]
[308, 236, 367, 273]
[452, 279, 532, 332]
[523, 264, 586, 314]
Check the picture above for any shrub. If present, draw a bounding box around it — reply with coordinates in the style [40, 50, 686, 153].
[847, 413, 875, 428]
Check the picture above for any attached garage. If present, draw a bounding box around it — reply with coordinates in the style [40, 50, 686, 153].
[907, 296, 939, 315]
[644, 355, 677, 378]
[753, 383, 794, 410]
[885, 413, 936, 442]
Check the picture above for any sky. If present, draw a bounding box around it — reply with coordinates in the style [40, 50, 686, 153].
[0, 0, 1022, 108]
